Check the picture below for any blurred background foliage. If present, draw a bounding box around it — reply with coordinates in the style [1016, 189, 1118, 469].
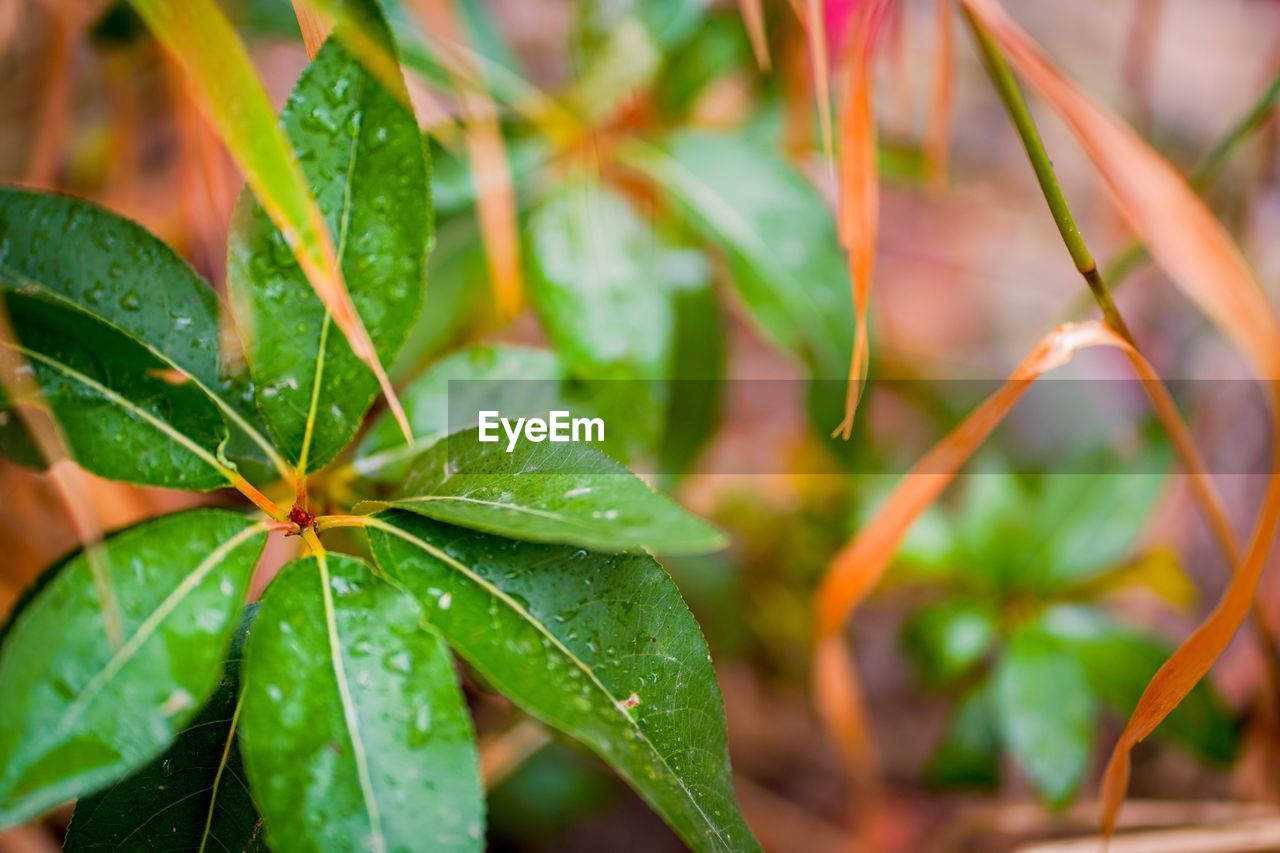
[2, 0, 1280, 850]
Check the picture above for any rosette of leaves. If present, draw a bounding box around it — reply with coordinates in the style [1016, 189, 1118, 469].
[0, 3, 758, 850]
[887, 448, 1239, 807]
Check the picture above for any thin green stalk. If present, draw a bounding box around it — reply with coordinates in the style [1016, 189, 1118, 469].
[963, 8, 1280, 697]
[961, 6, 1135, 343]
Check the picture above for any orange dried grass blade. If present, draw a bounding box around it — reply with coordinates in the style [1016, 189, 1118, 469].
[738, 0, 771, 70]
[804, 0, 835, 173]
[812, 322, 1245, 775]
[958, 0, 1280, 835]
[130, 0, 414, 447]
[926, 0, 954, 185]
[0, 301, 120, 647]
[831, 0, 880, 440]
[290, 0, 332, 59]
[404, 0, 523, 320]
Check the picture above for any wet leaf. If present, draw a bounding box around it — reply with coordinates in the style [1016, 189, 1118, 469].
[366, 511, 759, 853]
[658, 279, 725, 483]
[0, 510, 266, 827]
[6, 292, 230, 490]
[369, 429, 726, 554]
[240, 553, 482, 852]
[0, 188, 282, 480]
[623, 132, 853, 379]
[227, 0, 429, 472]
[994, 625, 1095, 807]
[65, 606, 267, 852]
[357, 344, 567, 482]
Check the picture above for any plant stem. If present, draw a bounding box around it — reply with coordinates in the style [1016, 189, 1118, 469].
[963, 9, 1280, 696]
[961, 6, 1134, 344]
[314, 514, 370, 532]
[227, 471, 288, 522]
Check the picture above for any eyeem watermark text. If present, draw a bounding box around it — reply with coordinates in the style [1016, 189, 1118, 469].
[478, 410, 605, 452]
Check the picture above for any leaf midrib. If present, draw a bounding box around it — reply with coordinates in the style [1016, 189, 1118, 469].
[367, 516, 732, 852]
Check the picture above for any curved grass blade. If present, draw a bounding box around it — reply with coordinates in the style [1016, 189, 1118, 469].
[364, 428, 726, 554]
[64, 605, 266, 852]
[240, 552, 483, 852]
[129, 0, 413, 447]
[956, 0, 1280, 834]
[227, 0, 430, 474]
[0, 509, 267, 827]
[365, 511, 760, 853]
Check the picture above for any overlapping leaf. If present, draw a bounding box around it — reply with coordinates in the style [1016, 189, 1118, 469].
[365, 512, 759, 853]
[227, 0, 429, 472]
[0, 510, 266, 827]
[65, 606, 266, 852]
[368, 429, 726, 554]
[240, 553, 483, 852]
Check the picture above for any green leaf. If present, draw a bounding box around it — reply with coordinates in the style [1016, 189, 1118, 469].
[240, 553, 483, 852]
[366, 512, 759, 853]
[621, 131, 853, 378]
[528, 179, 706, 379]
[227, 0, 429, 472]
[658, 272, 724, 483]
[577, 0, 706, 52]
[0, 383, 45, 470]
[65, 606, 266, 852]
[369, 429, 726, 554]
[0, 509, 266, 827]
[357, 344, 567, 482]
[901, 600, 997, 687]
[0, 188, 282, 482]
[1038, 604, 1239, 764]
[6, 292, 232, 490]
[993, 626, 1096, 807]
[926, 681, 1000, 789]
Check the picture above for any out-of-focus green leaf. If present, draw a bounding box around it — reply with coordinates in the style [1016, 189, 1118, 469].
[658, 279, 724, 483]
[366, 511, 760, 853]
[654, 14, 752, 117]
[369, 430, 726, 554]
[358, 345, 566, 482]
[926, 682, 1000, 788]
[227, 0, 429, 472]
[431, 138, 547, 218]
[577, 0, 706, 53]
[0, 510, 266, 827]
[393, 216, 495, 377]
[993, 626, 1095, 807]
[1038, 605, 1239, 764]
[65, 605, 266, 852]
[564, 19, 661, 126]
[528, 179, 705, 379]
[902, 600, 997, 687]
[6, 292, 231, 490]
[622, 132, 853, 379]
[240, 553, 482, 852]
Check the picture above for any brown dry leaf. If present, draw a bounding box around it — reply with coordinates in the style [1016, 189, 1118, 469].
[831, 0, 883, 440]
[957, 0, 1280, 835]
[403, 0, 524, 320]
[738, 0, 771, 70]
[804, 0, 835, 172]
[812, 321, 1244, 774]
[926, 0, 954, 184]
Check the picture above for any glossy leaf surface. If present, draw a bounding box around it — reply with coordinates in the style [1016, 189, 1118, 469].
[366, 512, 759, 852]
[240, 553, 483, 852]
[227, 4, 429, 471]
[65, 606, 266, 852]
[0, 510, 266, 826]
[372, 430, 725, 554]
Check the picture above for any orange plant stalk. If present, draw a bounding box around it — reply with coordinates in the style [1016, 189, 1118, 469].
[958, 0, 1280, 835]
